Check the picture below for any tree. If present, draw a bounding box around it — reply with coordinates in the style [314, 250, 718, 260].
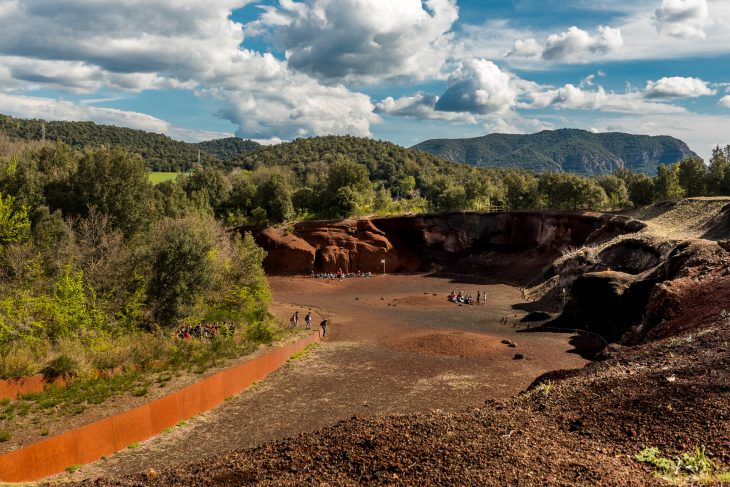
[0, 142, 76, 214]
[537, 173, 608, 210]
[0, 193, 30, 248]
[707, 145, 730, 195]
[426, 175, 467, 212]
[677, 156, 707, 197]
[70, 147, 154, 236]
[145, 215, 216, 326]
[503, 172, 538, 210]
[654, 163, 685, 201]
[627, 173, 655, 206]
[153, 180, 191, 218]
[226, 171, 256, 215]
[321, 157, 373, 217]
[256, 175, 293, 224]
[597, 175, 631, 210]
[182, 166, 231, 212]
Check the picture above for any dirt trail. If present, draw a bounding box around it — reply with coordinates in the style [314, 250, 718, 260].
[71, 274, 587, 482]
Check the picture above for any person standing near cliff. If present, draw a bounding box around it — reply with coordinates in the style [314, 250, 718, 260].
[305, 311, 312, 330]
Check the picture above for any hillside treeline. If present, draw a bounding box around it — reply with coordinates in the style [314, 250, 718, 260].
[204, 136, 730, 224]
[0, 138, 273, 378]
[0, 115, 260, 172]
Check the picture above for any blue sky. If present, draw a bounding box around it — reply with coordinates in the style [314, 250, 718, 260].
[0, 0, 729, 160]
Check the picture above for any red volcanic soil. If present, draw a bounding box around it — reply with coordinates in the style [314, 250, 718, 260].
[61, 273, 730, 485]
[69, 274, 588, 483]
[387, 331, 502, 358]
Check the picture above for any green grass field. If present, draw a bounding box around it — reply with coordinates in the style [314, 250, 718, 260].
[148, 172, 183, 184]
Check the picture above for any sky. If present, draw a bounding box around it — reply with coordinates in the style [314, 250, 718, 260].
[1, 0, 729, 160]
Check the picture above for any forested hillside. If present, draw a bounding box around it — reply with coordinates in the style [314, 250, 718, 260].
[198, 137, 261, 162]
[0, 115, 260, 171]
[413, 129, 697, 175]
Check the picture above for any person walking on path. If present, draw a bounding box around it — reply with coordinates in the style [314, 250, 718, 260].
[305, 311, 312, 330]
[482, 290, 487, 304]
[290, 311, 299, 328]
[320, 319, 328, 337]
[476, 291, 481, 305]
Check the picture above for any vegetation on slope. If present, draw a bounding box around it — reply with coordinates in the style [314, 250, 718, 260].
[0, 115, 260, 172]
[413, 128, 697, 175]
[0, 138, 278, 381]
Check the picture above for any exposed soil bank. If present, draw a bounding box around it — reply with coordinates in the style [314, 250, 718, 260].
[253, 211, 644, 285]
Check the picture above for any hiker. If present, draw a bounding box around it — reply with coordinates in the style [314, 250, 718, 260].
[305, 311, 312, 330]
[290, 311, 299, 328]
[476, 290, 481, 304]
[482, 290, 487, 304]
[320, 319, 328, 337]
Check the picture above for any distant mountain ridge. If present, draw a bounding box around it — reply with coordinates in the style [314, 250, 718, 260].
[0, 114, 260, 171]
[412, 129, 697, 175]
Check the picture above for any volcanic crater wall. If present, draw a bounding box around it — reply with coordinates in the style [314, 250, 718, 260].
[252, 211, 643, 283]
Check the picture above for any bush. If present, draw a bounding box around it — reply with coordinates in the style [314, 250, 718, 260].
[245, 320, 274, 344]
[145, 215, 216, 327]
[41, 354, 80, 380]
[0, 342, 47, 378]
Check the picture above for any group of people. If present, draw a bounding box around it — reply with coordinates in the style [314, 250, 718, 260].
[176, 321, 236, 340]
[290, 310, 328, 337]
[448, 290, 487, 305]
[310, 269, 373, 280]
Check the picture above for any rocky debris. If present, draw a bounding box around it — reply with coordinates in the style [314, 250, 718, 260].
[513, 353, 525, 360]
[81, 319, 729, 487]
[500, 339, 516, 347]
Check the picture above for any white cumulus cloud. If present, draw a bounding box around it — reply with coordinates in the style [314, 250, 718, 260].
[434, 59, 516, 115]
[644, 76, 716, 98]
[251, 0, 459, 84]
[542, 26, 623, 61]
[521, 84, 685, 114]
[719, 95, 730, 108]
[654, 0, 709, 39]
[508, 38, 543, 59]
[0, 0, 381, 140]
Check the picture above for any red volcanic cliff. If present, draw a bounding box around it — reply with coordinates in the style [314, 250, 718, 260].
[251, 211, 644, 280]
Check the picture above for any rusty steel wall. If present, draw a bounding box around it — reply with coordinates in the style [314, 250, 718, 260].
[0, 376, 67, 401]
[0, 333, 320, 483]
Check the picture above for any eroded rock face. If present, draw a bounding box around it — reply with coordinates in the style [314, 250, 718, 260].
[256, 220, 395, 274]
[252, 211, 644, 277]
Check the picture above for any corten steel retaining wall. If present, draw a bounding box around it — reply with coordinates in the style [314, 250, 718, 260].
[0, 333, 320, 483]
[0, 376, 66, 401]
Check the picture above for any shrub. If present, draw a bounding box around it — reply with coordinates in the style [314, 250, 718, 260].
[245, 320, 274, 344]
[0, 342, 47, 378]
[41, 354, 79, 380]
[635, 447, 676, 474]
[678, 446, 714, 475]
